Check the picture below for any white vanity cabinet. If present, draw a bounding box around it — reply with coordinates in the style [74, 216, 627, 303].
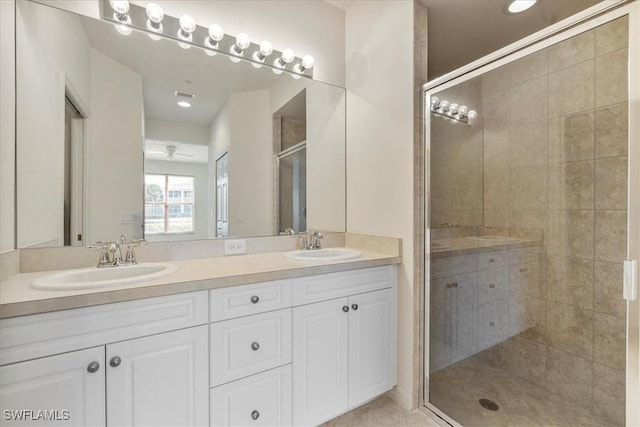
[291, 266, 397, 426]
[0, 347, 106, 427]
[0, 291, 209, 427]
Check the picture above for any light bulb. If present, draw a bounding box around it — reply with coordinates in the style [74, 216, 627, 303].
[430, 96, 439, 107]
[301, 55, 314, 69]
[458, 105, 468, 116]
[282, 48, 295, 63]
[231, 33, 250, 56]
[253, 40, 273, 63]
[208, 24, 224, 42]
[109, 0, 129, 15]
[147, 32, 162, 41]
[439, 100, 450, 111]
[449, 103, 459, 114]
[179, 14, 196, 37]
[146, 3, 163, 24]
[177, 101, 191, 108]
[467, 110, 478, 120]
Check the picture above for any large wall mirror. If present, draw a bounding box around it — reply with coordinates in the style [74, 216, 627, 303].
[15, 0, 346, 248]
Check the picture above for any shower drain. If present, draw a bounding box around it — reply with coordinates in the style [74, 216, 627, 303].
[479, 399, 499, 411]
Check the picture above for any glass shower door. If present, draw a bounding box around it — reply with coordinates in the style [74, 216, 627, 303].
[425, 8, 638, 426]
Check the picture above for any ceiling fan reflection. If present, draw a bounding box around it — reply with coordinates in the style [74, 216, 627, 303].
[146, 145, 194, 161]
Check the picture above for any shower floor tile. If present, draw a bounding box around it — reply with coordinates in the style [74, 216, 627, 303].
[428, 356, 615, 427]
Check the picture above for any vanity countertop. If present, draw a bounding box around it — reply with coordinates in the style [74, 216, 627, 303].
[0, 248, 400, 319]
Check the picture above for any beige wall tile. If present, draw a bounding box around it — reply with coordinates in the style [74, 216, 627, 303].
[595, 156, 627, 210]
[483, 128, 509, 171]
[548, 112, 594, 163]
[546, 304, 594, 357]
[595, 48, 628, 107]
[548, 161, 594, 210]
[592, 363, 625, 426]
[509, 209, 547, 232]
[510, 120, 547, 167]
[545, 347, 593, 405]
[483, 170, 509, 211]
[509, 262, 545, 299]
[594, 210, 627, 263]
[595, 15, 628, 56]
[548, 30, 594, 72]
[594, 261, 625, 317]
[510, 49, 548, 85]
[510, 165, 547, 210]
[484, 210, 509, 228]
[548, 60, 594, 117]
[547, 209, 594, 259]
[593, 312, 625, 371]
[482, 64, 511, 96]
[595, 102, 628, 158]
[506, 336, 546, 387]
[509, 293, 546, 343]
[511, 75, 548, 124]
[547, 256, 593, 310]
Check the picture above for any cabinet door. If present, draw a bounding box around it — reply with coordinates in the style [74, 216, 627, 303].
[292, 298, 349, 426]
[449, 272, 477, 363]
[106, 325, 208, 427]
[210, 365, 291, 427]
[0, 347, 105, 427]
[348, 288, 395, 407]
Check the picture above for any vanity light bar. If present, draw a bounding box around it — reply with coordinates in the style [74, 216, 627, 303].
[430, 96, 477, 124]
[102, 1, 314, 77]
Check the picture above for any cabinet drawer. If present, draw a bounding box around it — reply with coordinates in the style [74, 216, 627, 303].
[0, 291, 208, 366]
[209, 280, 292, 322]
[210, 365, 292, 427]
[292, 266, 395, 306]
[210, 309, 291, 386]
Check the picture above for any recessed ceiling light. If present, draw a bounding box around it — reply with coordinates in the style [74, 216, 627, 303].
[506, 0, 537, 14]
[177, 101, 191, 108]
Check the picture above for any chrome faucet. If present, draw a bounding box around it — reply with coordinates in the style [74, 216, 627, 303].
[299, 231, 323, 250]
[90, 234, 147, 268]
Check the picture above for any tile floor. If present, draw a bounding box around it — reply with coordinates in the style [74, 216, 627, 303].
[322, 396, 443, 427]
[428, 356, 614, 427]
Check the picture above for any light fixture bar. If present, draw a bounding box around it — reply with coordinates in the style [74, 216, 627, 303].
[101, 1, 314, 77]
[430, 96, 477, 124]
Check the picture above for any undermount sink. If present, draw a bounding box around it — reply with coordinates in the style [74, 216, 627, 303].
[468, 235, 518, 242]
[285, 248, 362, 262]
[32, 262, 178, 291]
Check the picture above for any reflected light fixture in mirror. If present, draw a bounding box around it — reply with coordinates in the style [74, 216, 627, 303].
[177, 14, 196, 49]
[430, 96, 476, 123]
[294, 55, 314, 74]
[204, 24, 224, 56]
[273, 48, 295, 74]
[109, 0, 132, 35]
[252, 40, 274, 68]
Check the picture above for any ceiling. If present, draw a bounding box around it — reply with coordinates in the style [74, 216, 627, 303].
[422, 0, 605, 79]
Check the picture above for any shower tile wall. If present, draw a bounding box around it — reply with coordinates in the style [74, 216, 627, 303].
[429, 17, 628, 426]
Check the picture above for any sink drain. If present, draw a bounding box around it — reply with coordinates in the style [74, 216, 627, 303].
[479, 399, 499, 411]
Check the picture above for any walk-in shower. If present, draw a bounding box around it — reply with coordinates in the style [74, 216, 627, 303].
[423, 3, 639, 426]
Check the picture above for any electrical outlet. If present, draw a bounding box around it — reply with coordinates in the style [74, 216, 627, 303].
[224, 239, 246, 255]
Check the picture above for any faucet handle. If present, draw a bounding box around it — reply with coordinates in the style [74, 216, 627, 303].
[88, 244, 112, 268]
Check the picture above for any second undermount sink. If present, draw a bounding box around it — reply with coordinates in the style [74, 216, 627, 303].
[32, 262, 178, 291]
[285, 248, 362, 262]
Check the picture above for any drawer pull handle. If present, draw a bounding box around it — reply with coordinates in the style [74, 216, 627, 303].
[109, 356, 121, 368]
[87, 361, 100, 373]
[489, 258, 495, 263]
[250, 295, 260, 304]
[251, 342, 260, 351]
[520, 268, 528, 273]
[489, 322, 495, 327]
[489, 284, 495, 289]
[351, 303, 359, 311]
[251, 410, 260, 421]
[342, 305, 349, 313]
[447, 282, 458, 289]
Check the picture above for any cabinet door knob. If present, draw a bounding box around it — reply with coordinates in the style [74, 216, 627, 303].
[87, 361, 100, 373]
[109, 356, 122, 368]
[489, 284, 495, 289]
[351, 303, 359, 311]
[250, 295, 260, 304]
[342, 305, 349, 313]
[251, 410, 260, 420]
[251, 342, 260, 351]
[520, 268, 528, 273]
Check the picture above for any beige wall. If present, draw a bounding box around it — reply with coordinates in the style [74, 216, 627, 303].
[86, 49, 144, 244]
[345, 0, 415, 408]
[0, 0, 15, 254]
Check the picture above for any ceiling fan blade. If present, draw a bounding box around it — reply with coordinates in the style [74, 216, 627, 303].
[175, 152, 194, 157]
[146, 150, 165, 154]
